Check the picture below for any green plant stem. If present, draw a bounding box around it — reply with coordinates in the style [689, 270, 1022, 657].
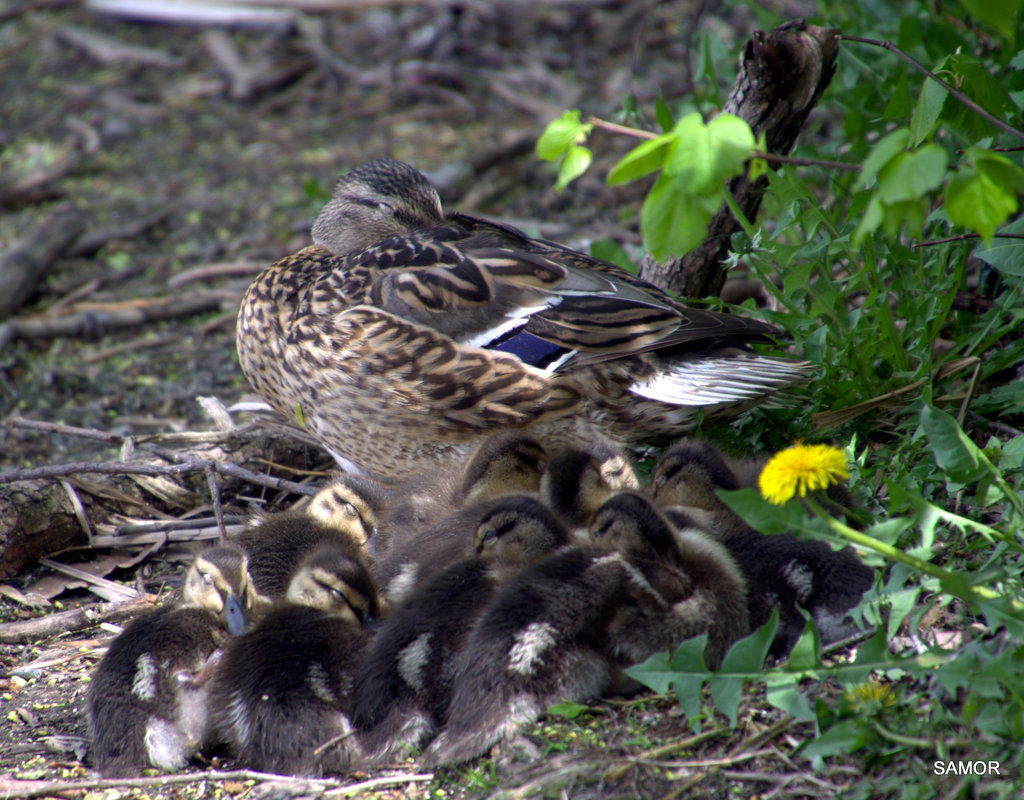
[803, 496, 1021, 611]
[840, 36, 1024, 144]
[871, 721, 933, 749]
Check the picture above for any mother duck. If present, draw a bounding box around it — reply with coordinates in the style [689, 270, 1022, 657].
[237, 159, 809, 481]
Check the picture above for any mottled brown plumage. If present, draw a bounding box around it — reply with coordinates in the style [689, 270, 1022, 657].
[237, 159, 811, 480]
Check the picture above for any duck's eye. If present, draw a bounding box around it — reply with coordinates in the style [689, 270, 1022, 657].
[481, 529, 498, 545]
[202, 572, 215, 585]
[331, 587, 347, 604]
[343, 502, 359, 518]
[654, 474, 666, 489]
[377, 201, 394, 214]
[592, 520, 613, 539]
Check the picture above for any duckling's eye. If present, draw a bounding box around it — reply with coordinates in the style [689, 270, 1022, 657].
[343, 502, 359, 518]
[202, 571, 215, 585]
[481, 529, 498, 545]
[377, 201, 394, 214]
[592, 520, 613, 539]
[654, 474, 667, 489]
[331, 587, 347, 604]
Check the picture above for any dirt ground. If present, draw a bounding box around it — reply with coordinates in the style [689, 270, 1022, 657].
[0, 2, 853, 798]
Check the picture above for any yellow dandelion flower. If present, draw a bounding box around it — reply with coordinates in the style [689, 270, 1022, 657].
[758, 443, 850, 505]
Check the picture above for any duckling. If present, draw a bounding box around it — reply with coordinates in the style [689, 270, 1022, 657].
[420, 499, 733, 768]
[86, 546, 255, 777]
[236, 158, 812, 481]
[379, 430, 547, 556]
[234, 472, 383, 598]
[209, 545, 381, 777]
[588, 491, 749, 671]
[651, 439, 874, 657]
[539, 443, 639, 535]
[352, 496, 569, 762]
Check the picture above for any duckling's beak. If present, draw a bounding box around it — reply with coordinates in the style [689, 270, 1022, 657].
[224, 593, 247, 635]
[361, 611, 381, 634]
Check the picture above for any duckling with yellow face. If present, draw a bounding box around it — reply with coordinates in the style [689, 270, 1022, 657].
[233, 472, 385, 599]
[353, 496, 568, 763]
[86, 546, 257, 777]
[208, 545, 381, 777]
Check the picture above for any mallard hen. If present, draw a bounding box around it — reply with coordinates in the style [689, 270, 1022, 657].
[237, 158, 811, 480]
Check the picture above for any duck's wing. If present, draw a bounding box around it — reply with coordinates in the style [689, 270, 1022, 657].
[312, 305, 582, 435]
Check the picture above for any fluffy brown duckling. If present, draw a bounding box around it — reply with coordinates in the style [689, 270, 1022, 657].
[539, 442, 639, 534]
[588, 490, 749, 671]
[378, 430, 548, 556]
[233, 472, 384, 598]
[651, 439, 875, 657]
[87, 546, 256, 777]
[420, 491, 741, 768]
[209, 545, 381, 777]
[352, 496, 569, 762]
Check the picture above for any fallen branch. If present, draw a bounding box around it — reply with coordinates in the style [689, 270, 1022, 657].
[0, 768, 433, 799]
[0, 205, 87, 319]
[0, 294, 225, 350]
[0, 595, 154, 644]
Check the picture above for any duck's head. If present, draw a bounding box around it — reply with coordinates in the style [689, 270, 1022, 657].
[307, 473, 388, 549]
[589, 491, 679, 562]
[311, 159, 444, 255]
[183, 546, 257, 635]
[285, 546, 382, 629]
[456, 432, 548, 507]
[541, 444, 637, 530]
[651, 440, 739, 511]
[473, 495, 569, 561]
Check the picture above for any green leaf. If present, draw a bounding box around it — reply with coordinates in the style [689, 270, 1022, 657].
[958, 0, 1023, 41]
[663, 113, 715, 191]
[547, 700, 591, 719]
[654, 94, 675, 133]
[641, 169, 719, 260]
[920, 403, 992, 484]
[626, 636, 710, 727]
[607, 132, 674, 185]
[589, 238, 637, 273]
[705, 114, 756, 183]
[947, 149, 1024, 245]
[786, 616, 822, 671]
[720, 611, 778, 673]
[555, 145, 592, 191]
[765, 674, 816, 721]
[855, 128, 910, 191]
[974, 216, 1024, 277]
[536, 110, 592, 161]
[909, 76, 948, 146]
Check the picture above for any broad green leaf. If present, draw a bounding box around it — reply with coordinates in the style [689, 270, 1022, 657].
[855, 128, 909, 191]
[555, 145, 592, 191]
[607, 131, 674, 185]
[589, 238, 636, 273]
[663, 113, 715, 192]
[876, 144, 947, 202]
[947, 150, 1023, 245]
[536, 110, 592, 161]
[547, 700, 591, 719]
[975, 216, 1024, 277]
[909, 77, 948, 146]
[626, 636, 709, 727]
[883, 69, 913, 121]
[721, 610, 778, 673]
[765, 674, 816, 721]
[786, 616, 822, 672]
[920, 403, 992, 484]
[706, 114, 756, 183]
[708, 673, 745, 728]
[800, 719, 867, 759]
[641, 169, 719, 260]
[958, 0, 1023, 40]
